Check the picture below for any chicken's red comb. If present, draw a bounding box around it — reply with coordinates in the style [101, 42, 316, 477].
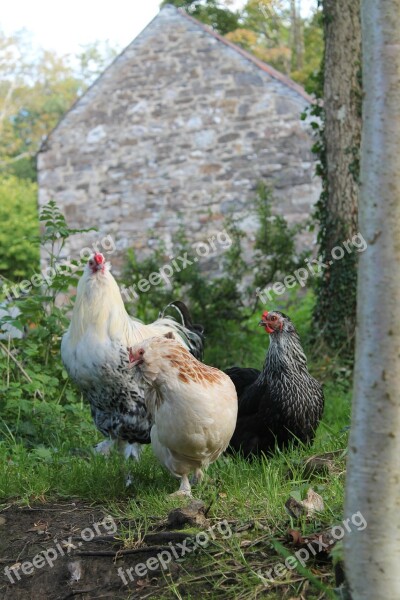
[261, 310, 269, 319]
[93, 253, 105, 265]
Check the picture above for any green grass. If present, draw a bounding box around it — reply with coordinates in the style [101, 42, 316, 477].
[0, 383, 349, 506]
[0, 290, 352, 598]
[0, 383, 350, 598]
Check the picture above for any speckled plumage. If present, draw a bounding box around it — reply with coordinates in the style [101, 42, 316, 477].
[84, 346, 152, 444]
[226, 311, 324, 458]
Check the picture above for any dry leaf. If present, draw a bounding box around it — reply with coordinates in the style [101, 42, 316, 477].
[287, 529, 303, 545]
[287, 527, 337, 555]
[302, 489, 324, 515]
[285, 488, 324, 518]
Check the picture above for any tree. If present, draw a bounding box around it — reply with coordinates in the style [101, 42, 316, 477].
[160, 0, 240, 34]
[289, 0, 303, 71]
[0, 30, 35, 178]
[0, 31, 82, 179]
[226, 0, 291, 73]
[240, 0, 289, 46]
[0, 32, 119, 180]
[227, 1, 323, 87]
[162, 1, 323, 88]
[312, 0, 362, 354]
[344, 2, 400, 597]
[294, 9, 323, 93]
[77, 40, 120, 85]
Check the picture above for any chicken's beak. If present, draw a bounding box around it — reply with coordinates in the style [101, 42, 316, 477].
[128, 348, 144, 367]
[259, 320, 275, 334]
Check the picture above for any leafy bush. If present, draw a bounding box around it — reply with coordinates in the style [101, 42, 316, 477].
[122, 218, 247, 368]
[0, 175, 39, 281]
[252, 182, 310, 291]
[122, 184, 312, 367]
[0, 200, 94, 447]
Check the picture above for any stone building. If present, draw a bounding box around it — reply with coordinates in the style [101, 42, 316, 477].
[37, 4, 319, 274]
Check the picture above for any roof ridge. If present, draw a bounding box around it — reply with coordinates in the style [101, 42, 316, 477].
[173, 6, 314, 103]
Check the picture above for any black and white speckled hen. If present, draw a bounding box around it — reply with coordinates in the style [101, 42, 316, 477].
[226, 310, 324, 458]
[61, 253, 204, 462]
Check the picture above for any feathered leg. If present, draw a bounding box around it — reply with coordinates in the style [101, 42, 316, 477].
[93, 439, 115, 455]
[118, 441, 143, 461]
[116, 440, 143, 487]
[93, 439, 143, 461]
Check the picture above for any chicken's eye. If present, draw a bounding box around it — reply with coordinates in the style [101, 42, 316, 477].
[89, 260, 94, 266]
[270, 315, 277, 321]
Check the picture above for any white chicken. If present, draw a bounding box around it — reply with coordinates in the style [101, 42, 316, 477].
[129, 333, 238, 496]
[61, 253, 204, 462]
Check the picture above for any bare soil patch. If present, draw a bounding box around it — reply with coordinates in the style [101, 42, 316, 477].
[0, 501, 180, 600]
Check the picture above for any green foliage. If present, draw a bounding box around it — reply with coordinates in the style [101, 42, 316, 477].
[252, 182, 310, 291]
[291, 9, 324, 94]
[223, 1, 323, 91]
[0, 31, 119, 180]
[161, 0, 240, 34]
[123, 188, 311, 368]
[0, 200, 95, 447]
[0, 39, 82, 179]
[39, 199, 95, 271]
[0, 175, 39, 281]
[77, 40, 120, 85]
[123, 218, 246, 368]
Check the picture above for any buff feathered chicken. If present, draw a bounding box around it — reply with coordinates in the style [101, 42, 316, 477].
[226, 310, 324, 458]
[61, 253, 204, 462]
[129, 333, 238, 496]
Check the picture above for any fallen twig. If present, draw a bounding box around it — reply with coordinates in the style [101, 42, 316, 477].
[60, 588, 99, 600]
[143, 532, 194, 544]
[76, 545, 172, 558]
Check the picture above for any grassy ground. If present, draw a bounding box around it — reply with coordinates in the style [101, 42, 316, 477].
[0, 292, 351, 599]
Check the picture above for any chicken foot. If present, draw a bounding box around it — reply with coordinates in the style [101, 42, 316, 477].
[170, 474, 192, 497]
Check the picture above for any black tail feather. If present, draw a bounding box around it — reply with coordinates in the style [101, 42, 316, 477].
[160, 300, 205, 361]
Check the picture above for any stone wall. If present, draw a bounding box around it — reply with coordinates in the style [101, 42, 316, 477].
[38, 5, 320, 275]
